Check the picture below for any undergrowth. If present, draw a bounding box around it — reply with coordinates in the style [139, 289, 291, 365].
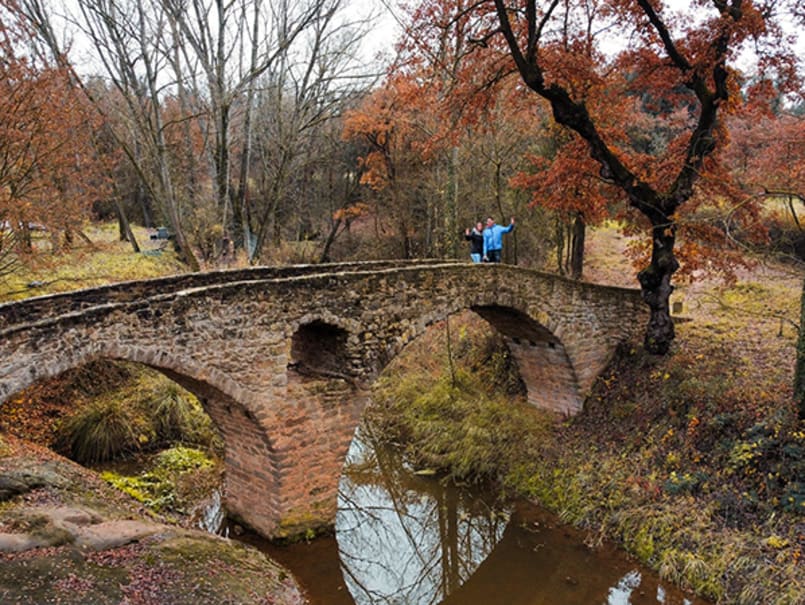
[370, 311, 804, 605]
[52, 364, 223, 464]
[2, 361, 223, 464]
[101, 446, 221, 515]
[370, 368, 552, 485]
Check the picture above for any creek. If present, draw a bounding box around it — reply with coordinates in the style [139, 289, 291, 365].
[230, 429, 709, 605]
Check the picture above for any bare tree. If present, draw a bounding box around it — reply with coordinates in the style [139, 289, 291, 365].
[53, 0, 202, 269]
[15, 0, 383, 268]
[245, 1, 379, 263]
[161, 0, 360, 257]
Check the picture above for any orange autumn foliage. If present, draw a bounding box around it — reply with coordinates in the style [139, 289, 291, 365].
[343, 75, 444, 192]
[0, 14, 113, 251]
[392, 0, 802, 352]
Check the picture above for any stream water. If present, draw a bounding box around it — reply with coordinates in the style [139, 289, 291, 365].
[233, 429, 709, 605]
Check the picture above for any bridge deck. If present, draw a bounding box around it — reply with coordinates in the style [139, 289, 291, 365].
[0, 260, 458, 330]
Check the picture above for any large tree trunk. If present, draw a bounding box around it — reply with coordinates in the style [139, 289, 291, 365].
[637, 223, 680, 354]
[318, 216, 341, 263]
[570, 211, 585, 279]
[446, 146, 459, 258]
[233, 94, 255, 252]
[232, 10, 261, 253]
[135, 180, 154, 229]
[400, 217, 412, 259]
[215, 104, 232, 237]
[794, 277, 805, 420]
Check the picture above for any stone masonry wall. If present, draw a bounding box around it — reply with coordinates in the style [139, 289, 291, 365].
[506, 339, 581, 414]
[0, 262, 647, 537]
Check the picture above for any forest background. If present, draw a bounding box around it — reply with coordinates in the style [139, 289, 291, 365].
[1, 1, 805, 602]
[1, 0, 805, 403]
[0, 0, 800, 278]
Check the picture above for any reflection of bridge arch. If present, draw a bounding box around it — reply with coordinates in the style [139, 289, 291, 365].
[441, 501, 700, 605]
[0, 261, 646, 538]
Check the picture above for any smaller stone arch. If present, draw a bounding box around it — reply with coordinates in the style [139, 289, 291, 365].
[471, 305, 583, 415]
[289, 319, 353, 381]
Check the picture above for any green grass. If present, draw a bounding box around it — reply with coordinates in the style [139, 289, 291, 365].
[0, 223, 186, 302]
[371, 368, 552, 484]
[101, 446, 221, 514]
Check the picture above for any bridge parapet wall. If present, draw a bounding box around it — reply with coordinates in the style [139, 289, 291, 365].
[0, 259, 454, 330]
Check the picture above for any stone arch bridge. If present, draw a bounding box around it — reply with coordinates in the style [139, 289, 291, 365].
[0, 260, 646, 538]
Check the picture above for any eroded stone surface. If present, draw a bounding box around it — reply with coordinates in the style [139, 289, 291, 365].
[0, 505, 165, 552]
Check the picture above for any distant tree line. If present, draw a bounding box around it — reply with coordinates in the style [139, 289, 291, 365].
[0, 0, 803, 365]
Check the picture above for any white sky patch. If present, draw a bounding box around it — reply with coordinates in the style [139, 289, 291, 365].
[45, 0, 805, 96]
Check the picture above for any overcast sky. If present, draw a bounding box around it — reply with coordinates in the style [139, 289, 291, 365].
[363, 0, 804, 80]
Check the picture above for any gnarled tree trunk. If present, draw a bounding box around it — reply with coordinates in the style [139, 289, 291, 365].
[638, 223, 680, 354]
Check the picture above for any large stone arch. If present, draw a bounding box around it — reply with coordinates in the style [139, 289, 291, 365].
[259, 313, 370, 537]
[357, 294, 584, 416]
[0, 342, 285, 538]
[147, 369, 281, 538]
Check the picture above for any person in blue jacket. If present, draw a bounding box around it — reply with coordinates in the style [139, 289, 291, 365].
[482, 216, 515, 263]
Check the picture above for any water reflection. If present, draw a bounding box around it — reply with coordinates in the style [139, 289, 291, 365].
[251, 428, 707, 605]
[607, 571, 692, 605]
[336, 429, 510, 604]
[193, 488, 225, 534]
[609, 571, 643, 603]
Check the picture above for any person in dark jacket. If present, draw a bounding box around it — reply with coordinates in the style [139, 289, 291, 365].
[464, 221, 484, 263]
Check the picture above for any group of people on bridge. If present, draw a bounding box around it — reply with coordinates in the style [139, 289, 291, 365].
[464, 216, 515, 263]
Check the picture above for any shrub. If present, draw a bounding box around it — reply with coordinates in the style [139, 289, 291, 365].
[54, 398, 152, 463]
[148, 383, 222, 453]
[154, 445, 214, 473]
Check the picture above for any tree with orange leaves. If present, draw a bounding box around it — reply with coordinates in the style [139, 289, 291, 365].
[724, 87, 804, 243]
[343, 75, 447, 258]
[0, 11, 111, 274]
[722, 82, 805, 419]
[453, 0, 803, 354]
[512, 131, 609, 279]
[346, 1, 549, 262]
